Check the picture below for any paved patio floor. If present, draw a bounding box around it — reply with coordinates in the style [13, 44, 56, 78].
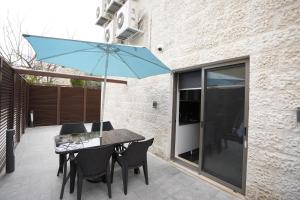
[0, 125, 240, 200]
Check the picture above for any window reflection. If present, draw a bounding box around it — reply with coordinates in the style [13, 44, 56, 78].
[207, 64, 245, 87]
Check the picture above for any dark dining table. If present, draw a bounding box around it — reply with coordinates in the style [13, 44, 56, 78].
[54, 129, 145, 199]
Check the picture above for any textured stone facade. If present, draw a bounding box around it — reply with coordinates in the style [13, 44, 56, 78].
[104, 0, 300, 199]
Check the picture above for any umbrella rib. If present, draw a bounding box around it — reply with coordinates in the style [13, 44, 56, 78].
[113, 52, 141, 79]
[90, 53, 106, 75]
[38, 47, 98, 60]
[83, 42, 107, 51]
[117, 49, 170, 71]
[82, 50, 102, 53]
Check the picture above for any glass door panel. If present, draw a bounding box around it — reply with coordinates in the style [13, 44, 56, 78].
[201, 64, 246, 188]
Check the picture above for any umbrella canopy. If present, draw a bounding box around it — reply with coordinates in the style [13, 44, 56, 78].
[23, 34, 171, 136]
[23, 34, 170, 78]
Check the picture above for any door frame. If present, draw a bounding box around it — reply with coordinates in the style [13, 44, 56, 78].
[170, 57, 249, 195]
[170, 72, 201, 171]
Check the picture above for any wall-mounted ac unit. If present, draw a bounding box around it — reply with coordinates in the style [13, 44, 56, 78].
[104, 21, 115, 43]
[96, 0, 112, 26]
[106, 0, 123, 14]
[115, 0, 141, 40]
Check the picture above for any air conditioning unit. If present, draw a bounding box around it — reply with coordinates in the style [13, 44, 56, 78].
[103, 21, 115, 43]
[106, 0, 123, 14]
[115, 0, 141, 40]
[96, 0, 112, 26]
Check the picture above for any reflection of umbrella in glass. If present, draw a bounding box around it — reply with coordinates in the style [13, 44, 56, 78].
[208, 71, 245, 86]
[23, 34, 171, 136]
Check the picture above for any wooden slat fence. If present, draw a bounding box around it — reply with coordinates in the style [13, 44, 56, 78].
[29, 85, 101, 126]
[0, 57, 28, 172]
[0, 56, 101, 172]
[29, 86, 58, 126]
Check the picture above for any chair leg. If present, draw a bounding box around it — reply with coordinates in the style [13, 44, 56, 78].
[143, 162, 149, 185]
[77, 173, 83, 200]
[106, 171, 112, 198]
[70, 160, 76, 193]
[110, 155, 116, 183]
[121, 166, 128, 195]
[57, 168, 61, 177]
[59, 156, 68, 199]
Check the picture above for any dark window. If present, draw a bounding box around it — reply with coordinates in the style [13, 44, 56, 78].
[179, 90, 201, 125]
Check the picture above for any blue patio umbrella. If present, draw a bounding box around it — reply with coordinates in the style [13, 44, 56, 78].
[23, 34, 171, 136]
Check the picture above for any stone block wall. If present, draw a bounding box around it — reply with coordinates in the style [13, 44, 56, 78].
[104, 0, 300, 199]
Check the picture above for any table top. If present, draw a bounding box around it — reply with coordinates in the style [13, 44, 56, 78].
[54, 129, 145, 154]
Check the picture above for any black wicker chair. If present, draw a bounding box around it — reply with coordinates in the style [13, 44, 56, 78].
[91, 121, 114, 132]
[91, 121, 128, 183]
[57, 123, 87, 176]
[111, 138, 154, 195]
[75, 145, 115, 200]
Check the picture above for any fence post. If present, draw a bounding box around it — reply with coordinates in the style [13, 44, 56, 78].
[83, 87, 87, 123]
[9, 70, 15, 130]
[17, 77, 20, 142]
[0, 57, 2, 82]
[0, 58, 2, 129]
[13, 74, 19, 142]
[22, 80, 26, 134]
[27, 85, 29, 121]
[26, 85, 29, 129]
[20, 80, 23, 134]
[57, 86, 61, 125]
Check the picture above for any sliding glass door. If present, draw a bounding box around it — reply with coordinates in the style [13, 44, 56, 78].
[200, 63, 247, 192]
[173, 61, 248, 193]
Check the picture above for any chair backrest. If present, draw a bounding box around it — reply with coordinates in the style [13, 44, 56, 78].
[123, 138, 154, 167]
[59, 123, 87, 135]
[91, 121, 114, 132]
[75, 145, 115, 177]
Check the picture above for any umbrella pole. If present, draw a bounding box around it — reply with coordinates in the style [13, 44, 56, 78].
[100, 50, 109, 137]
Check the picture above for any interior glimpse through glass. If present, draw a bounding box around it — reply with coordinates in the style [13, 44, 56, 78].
[175, 71, 202, 165]
[179, 90, 201, 125]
